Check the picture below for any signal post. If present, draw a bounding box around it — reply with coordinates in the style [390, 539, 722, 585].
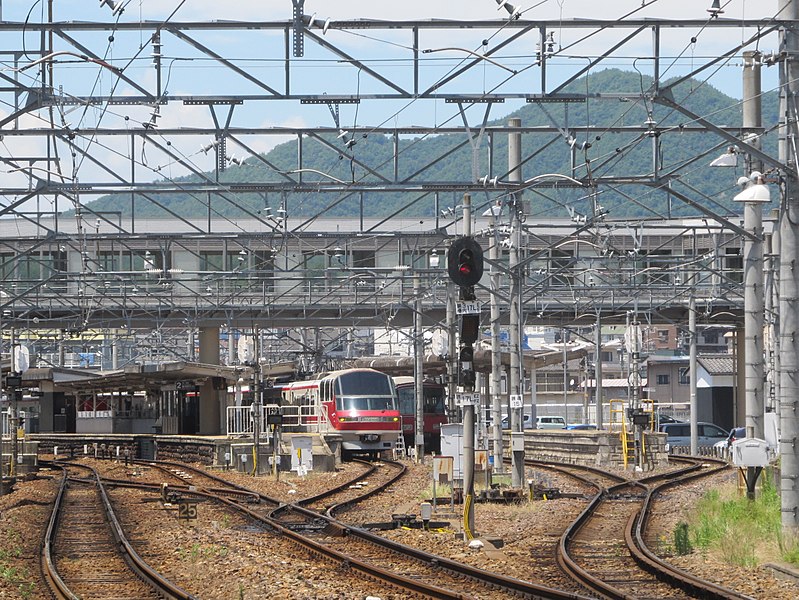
[447, 199, 484, 540]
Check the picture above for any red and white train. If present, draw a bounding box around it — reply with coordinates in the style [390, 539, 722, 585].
[393, 376, 448, 453]
[281, 368, 401, 456]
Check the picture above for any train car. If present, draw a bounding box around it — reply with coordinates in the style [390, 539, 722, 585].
[282, 368, 401, 456]
[392, 376, 447, 453]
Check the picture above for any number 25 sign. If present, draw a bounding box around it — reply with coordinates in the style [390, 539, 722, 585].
[177, 499, 198, 523]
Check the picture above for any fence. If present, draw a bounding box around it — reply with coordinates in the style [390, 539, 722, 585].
[226, 403, 330, 437]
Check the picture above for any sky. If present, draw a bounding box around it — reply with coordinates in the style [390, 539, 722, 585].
[0, 0, 788, 195]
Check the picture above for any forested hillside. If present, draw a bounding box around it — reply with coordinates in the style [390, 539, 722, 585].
[81, 68, 777, 220]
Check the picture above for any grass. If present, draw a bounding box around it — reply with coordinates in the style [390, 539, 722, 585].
[419, 481, 453, 501]
[178, 543, 229, 563]
[678, 468, 799, 567]
[0, 527, 35, 599]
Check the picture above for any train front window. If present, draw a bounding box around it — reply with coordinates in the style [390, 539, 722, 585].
[336, 396, 396, 411]
[397, 387, 415, 414]
[423, 388, 446, 414]
[337, 371, 393, 396]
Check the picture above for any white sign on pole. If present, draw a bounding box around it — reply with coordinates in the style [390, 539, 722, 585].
[455, 392, 480, 406]
[510, 394, 524, 409]
[237, 335, 254, 363]
[456, 300, 481, 315]
[13, 346, 30, 373]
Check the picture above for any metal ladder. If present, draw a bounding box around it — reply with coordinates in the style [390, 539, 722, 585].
[394, 431, 407, 460]
[610, 400, 635, 469]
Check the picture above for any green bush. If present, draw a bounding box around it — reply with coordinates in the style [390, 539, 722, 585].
[674, 521, 692, 555]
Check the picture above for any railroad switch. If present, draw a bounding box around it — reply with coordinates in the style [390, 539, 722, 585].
[283, 520, 332, 534]
[527, 483, 562, 500]
[361, 513, 451, 531]
[608, 492, 646, 500]
[159, 482, 182, 505]
[475, 487, 528, 503]
[392, 513, 417, 527]
[320, 521, 348, 537]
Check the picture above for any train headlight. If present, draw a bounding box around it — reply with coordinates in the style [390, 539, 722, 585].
[339, 417, 348, 422]
[393, 417, 399, 422]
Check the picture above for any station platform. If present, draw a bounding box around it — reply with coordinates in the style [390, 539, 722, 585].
[27, 431, 340, 473]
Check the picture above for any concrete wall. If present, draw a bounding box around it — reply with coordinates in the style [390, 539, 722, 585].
[501, 429, 668, 469]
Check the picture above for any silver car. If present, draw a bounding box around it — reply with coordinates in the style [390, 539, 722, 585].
[658, 421, 728, 448]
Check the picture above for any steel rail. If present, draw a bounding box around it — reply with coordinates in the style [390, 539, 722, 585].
[630, 461, 754, 600]
[40, 467, 79, 600]
[42, 460, 197, 600]
[296, 457, 380, 508]
[129, 457, 590, 599]
[548, 456, 748, 599]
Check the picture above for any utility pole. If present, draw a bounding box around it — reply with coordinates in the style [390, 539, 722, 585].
[0, 380, 3, 494]
[489, 204, 503, 472]
[447, 193, 483, 540]
[595, 312, 603, 430]
[9, 328, 16, 478]
[446, 284, 458, 422]
[508, 117, 525, 488]
[252, 326, 262, 476]
[690, 297, 698, 455]
[740, 50, 766, 445]
[414, 275, 425, 461]
[779, 0, 799, 532]
[0, 316, 4, 495]
[627, 309, 643, 469]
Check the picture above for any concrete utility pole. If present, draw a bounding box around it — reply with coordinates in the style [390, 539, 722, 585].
[414, 275, 425, 461]
[629, 314, 642, 469]
[508, 117, 525, 488]
[740, 50, 766, 443]
[252, 326, 261, 476]
[690, 297, 699, 455]
[779, 0, 799, 531]
[9, 327, 16, 478]
[461, 193, 476, 538]
[765, 230, 779, 416]
[446, 284, 458, 421]
[595, 313, 603, 430]
[489, 206, 504, 471]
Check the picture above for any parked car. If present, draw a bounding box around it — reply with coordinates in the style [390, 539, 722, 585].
[655, 413, 683, 425]
[498, 414, 567, 430]
[536, 415, 567, 430]
[658, 421, 729, 448]
[500, 414, 535, 429]
[714, 426, 746, 451]
[566, 423, 598, 431]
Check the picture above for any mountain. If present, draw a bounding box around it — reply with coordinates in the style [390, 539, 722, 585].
[81, 69, 778, 220]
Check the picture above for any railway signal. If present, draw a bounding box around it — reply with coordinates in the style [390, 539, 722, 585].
[447, 236, 484, 288]
[448, 236, 484, 393]
[459, 346, 476, 389]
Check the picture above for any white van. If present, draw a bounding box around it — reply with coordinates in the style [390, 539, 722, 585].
[536, 416, 567, 430]
[500, 414, 534, 429]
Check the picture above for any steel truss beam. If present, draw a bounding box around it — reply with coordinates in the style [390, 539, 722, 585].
[0, 11, 784, 354]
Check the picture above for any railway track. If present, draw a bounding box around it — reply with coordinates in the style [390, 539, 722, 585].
[97, 457, 590, 599]
[41, 460, 195, 600]
[542, 457, 754, 599]
[77, 454, 752, 599]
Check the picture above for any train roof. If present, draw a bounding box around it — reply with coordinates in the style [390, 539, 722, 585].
[392, 376, 445, 386]
[283, 367, 389, 387]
